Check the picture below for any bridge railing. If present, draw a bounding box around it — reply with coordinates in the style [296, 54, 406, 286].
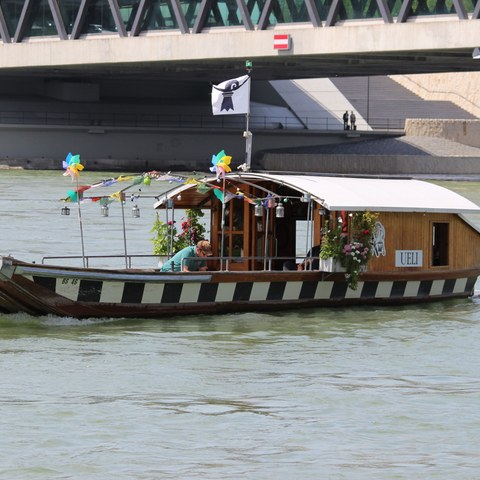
[0, 110, 405, 131]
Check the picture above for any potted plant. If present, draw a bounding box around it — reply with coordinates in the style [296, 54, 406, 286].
[319, 218, 347, 272]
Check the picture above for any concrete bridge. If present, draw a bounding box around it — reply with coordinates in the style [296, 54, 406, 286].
[1, 1, 480, 81]
[0, 0, 479, 170]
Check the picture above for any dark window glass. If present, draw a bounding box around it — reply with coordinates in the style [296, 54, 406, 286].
[180, 0, 203, 28]
[268, 0, 310, 24]
[463, 0, 477, 13]
[59, 0, 82, 34]
[205, 0, 243, 27]
[314, 0, 333, 19]
[25, 0, 57, 37]
[246, 0, 267, 25]
[432, 222, 449, 266]
[338, 0, 382, 20]
[141, 0, 179, 30]
[118, 0, 142, 31]
[81, 0, 117, 34]
[2, 0, 26, 36]
[388, 0, 403, 16]
[409, 0, 455, 16]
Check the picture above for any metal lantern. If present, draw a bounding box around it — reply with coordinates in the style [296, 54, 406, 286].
[254, 203, 263, 217]
[61, 205, 70, 216]
[132, 204, 140, 218]
[101, 204, 109, 217]
[275, 203, 284, 218]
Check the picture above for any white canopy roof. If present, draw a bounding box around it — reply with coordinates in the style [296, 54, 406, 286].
[154, 173, 480, 214]
[244, 173, 480, 213]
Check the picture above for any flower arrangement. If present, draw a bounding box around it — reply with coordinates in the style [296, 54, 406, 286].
[320, 211, 378, 290]
[151, 208, 206, 256]
[320, 220, 347, 260]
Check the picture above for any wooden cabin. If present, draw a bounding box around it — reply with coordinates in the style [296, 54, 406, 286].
[155, 173, 480, 276]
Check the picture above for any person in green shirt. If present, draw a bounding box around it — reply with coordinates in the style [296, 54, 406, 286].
[161, 240, 213, 272]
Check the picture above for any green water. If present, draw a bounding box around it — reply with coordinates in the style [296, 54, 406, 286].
[1, 171, 480, 479]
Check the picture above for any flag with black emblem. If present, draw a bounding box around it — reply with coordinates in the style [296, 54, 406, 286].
[211, 75, 251, 115]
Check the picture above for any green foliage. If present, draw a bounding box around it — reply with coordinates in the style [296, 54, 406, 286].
[151, 208, 206, 256]
[320, 219, 346, 260]
[150, 214, 177, 256]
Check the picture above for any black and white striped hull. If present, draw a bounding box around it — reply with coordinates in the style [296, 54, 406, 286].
[0, 258, 477, 318]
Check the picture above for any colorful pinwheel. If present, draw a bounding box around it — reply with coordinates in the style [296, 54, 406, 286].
[63, 152, 84, 180]
[210, 150, 232, 179]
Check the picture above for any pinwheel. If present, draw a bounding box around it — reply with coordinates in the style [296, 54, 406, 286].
[210, 150, 232, 179]
[62, 152, 84, 180]
[64, 189, 79, 203]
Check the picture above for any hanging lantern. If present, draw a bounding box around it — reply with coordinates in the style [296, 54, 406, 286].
[319, 207, 326, 216]
[101, 204, 109, 217]
[254, 203, 263, 217]
[275, 203, 284, 218]
[132, 204, 140, 218]
[61, 205, 70, 216]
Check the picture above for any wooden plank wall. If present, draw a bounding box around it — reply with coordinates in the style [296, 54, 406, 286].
[370, 212, 480, 272]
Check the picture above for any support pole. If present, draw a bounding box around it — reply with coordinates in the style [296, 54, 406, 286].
[244, 116, 252, 171]
[120, 194, 128, 269]
[220, 175, 226, 271]
[75, 176, 86, 268]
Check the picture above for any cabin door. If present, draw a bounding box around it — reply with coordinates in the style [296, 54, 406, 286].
[216, 197, 248, 270]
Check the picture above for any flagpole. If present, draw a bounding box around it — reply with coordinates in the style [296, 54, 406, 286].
[244, 60, 253, 171]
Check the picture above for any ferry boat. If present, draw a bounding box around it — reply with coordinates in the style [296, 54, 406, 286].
[1, 171, 480, 319]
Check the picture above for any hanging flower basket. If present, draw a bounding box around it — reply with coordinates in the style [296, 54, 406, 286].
[320, 211, 378, 290]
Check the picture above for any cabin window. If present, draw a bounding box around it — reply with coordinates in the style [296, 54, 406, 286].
[432, 222, 449, 266]
[296, 220, 314, 258]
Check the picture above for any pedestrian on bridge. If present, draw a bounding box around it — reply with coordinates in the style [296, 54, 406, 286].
[350, 111, 356, 130]
[343, 111, 349, 130]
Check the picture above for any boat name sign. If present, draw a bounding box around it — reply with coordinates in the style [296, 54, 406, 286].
[395, 250, 423, 267]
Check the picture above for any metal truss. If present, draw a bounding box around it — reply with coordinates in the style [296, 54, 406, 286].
[0, 0, 477, 43]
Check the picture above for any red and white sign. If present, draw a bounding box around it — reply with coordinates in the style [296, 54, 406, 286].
[273, 34, 291, 50]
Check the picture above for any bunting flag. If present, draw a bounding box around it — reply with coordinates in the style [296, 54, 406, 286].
[59, 159, 273, 209]
[60, 169, 189, 205]
[211, 75, 250, 116]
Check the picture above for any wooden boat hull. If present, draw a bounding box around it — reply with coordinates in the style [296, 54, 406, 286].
[0, 257, 477, 319]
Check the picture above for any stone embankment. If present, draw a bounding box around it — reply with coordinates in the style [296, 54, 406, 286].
[258, 119, 480, 178]
[405, 118, 480, 149]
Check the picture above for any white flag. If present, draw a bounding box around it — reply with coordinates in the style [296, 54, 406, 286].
[211, 75, 250, 116]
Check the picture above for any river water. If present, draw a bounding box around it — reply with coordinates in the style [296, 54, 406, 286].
[1, 170, 480, 479]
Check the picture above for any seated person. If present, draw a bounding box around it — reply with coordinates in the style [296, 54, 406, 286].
[284, 245, 321, 271]
[161, 240, 213, 272]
